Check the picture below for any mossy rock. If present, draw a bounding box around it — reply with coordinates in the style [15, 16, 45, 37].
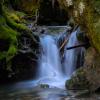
[58, 0, 100, 54]
[0, 15, 17, 60]
[0, 7, 18, 61]
[94, 19, 100, 34]
[66, 47, 100, 92]
[66, 68, 89, 90]
[2, 7, 30, 33]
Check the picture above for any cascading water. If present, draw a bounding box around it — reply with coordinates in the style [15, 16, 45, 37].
[37, 29, 85, 88]
[38, 35, 65, 88]
[39, 35, 62, 77]
[4, 27, 85, 94]
[63, 30, 85, 78]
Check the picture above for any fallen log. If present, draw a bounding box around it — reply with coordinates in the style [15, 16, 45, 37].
[59, 24, 79, 51]
[66, 43, 87, 50]
[59, 36, 69, 51]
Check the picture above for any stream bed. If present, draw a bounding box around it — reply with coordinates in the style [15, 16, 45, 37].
[0, 27, 99, 100]
[0, 80, 100, 100]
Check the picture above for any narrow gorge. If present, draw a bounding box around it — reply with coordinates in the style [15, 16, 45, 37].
[0, 0, 100, 100]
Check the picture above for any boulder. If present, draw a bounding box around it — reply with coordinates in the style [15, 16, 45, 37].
[66, 47, 100, 92]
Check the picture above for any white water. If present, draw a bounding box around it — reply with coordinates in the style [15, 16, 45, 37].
[38, 35, 65, 88]
[63, 31, 79, 77]
[10, 28, 85, 90]
[37, 30, 85, 88]
[63, 30, 85, 78]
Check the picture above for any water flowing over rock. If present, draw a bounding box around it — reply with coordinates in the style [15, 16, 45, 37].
[63, 30, 85, 78]
[36, 28, 85, 88]
[38, 35, 65, 88]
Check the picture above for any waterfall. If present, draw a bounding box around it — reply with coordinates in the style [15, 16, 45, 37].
[39, 35, 62, 77]
[38, 35, 65, 88]
[63, 30, 85, 78]
[11, 28, 85, 90]
[37, 29, 85, 88]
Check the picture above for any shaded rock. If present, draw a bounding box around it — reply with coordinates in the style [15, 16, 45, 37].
[66, 47, 100, 92]
[10, 0, 39, 14]
[0, 58, 10, 83]
[0, 39, 10, 52]
[66, 68, 89, 90]
[76, 29, 90, 49]
[10, 32, 40, 81]
[11, 52, 38, 81]
[38, 0, 69, 25]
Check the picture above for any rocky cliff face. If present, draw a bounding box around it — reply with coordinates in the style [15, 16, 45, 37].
[0, 0, 40, 83]
[10, 0, 40, 14]
[38, 0, 68, 25]
[58, 0, 100, 92]
[58, 0, 100, 53]
[66, 47, 100, 92]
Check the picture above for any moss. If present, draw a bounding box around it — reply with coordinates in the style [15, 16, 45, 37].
[72, 0, 100, 54]
[66, 47, 100, 92]
[81, 0, 100, 54]
[6, 44, 17, 61]
[0, 17, 17, 61]
[15, 11, 27, 23]
[66, 68, 89, 90]
[0, 44, 17, 64]
[0, 0, 40, 73]
[6, 17, 28, 31]
[9, 13, 20, 22]
[0, 6, 18, 61]
[84, 6, 100, 53]
[95, 20, 100, 34]
[5, 14, 29, 32]
[58, 0, 100, 54]
[1, 7, 30, 32]
[7, 10, 27, 23]
[0, 16, 17, 40]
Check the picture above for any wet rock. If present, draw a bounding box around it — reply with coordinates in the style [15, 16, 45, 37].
[66, 68, 89, 90]
[66, 47, 100, 92]
[39, 84, 49, 88]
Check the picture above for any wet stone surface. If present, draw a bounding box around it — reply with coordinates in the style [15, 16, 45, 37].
[0, 85, 100, 100]
[0, 86, 67, 100]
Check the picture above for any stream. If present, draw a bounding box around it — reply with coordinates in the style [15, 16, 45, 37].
[0, 26, 97, 100]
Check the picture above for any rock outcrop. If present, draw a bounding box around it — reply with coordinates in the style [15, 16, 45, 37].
[66, 47, 100, 92]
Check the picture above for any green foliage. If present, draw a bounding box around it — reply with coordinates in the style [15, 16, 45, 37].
[0, 15, 17, 61]
[4, 12, 29, 32]
[0, 16, 17, 40]
[0, 5, 18, 61]
[1, 6, 30, 33]
[6, 16, 28, 31]
[6, 44, 17, 61]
